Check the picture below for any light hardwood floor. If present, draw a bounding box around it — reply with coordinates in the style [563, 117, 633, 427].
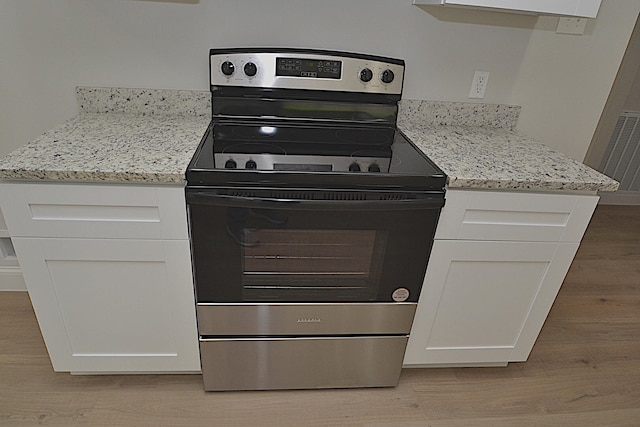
[1, 205, 639, 426]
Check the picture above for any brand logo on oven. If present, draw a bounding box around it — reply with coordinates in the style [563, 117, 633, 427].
[297, 318, 321, 323]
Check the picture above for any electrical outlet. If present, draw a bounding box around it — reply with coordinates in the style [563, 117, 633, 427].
[469, 71, 490, 99]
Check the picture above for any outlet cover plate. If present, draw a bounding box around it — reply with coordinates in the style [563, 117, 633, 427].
[469, 71, 490, 99]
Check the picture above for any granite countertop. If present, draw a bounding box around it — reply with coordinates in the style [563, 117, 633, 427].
[0, 87, 211, 184]
[398, 100, 619, 192]
[0, 87, 619, 192]
[399, 123, 619, 192]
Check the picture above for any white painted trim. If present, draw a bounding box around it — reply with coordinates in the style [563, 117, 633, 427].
[0, 269, 26, 291]
[598, 190, 640, 206]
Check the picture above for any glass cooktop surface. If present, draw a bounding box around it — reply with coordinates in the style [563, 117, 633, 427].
[186, 120, 446, 191]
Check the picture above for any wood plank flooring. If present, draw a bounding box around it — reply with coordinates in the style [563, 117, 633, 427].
[1, 204, 639, 426]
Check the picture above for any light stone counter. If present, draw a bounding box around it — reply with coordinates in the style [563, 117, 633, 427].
[0, 88, 211, 184]
[398, 100, 619, 192]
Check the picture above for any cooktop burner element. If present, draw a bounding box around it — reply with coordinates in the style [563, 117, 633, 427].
[336, 129, 392, 145]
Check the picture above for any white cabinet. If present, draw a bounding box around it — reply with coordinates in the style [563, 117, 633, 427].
[413, 0, 602, 18]
[0, 182, 200, 373]
[404, 189, 598, 366]
[404, 240, 579, 365]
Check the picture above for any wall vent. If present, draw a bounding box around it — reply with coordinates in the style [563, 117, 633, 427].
[599, 111, 640, 192]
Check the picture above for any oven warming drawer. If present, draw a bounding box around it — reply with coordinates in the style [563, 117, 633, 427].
[200, 336, 409, 391]
[197, 303, 417, 390]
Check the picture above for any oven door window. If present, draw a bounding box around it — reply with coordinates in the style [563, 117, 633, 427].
[241, 226, 387, 301]
[187, 193, 442, 303]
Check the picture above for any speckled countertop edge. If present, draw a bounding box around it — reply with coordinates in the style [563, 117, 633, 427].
[0, 87, 211, 184]
[0, 112, 211, 184]
[399, 122, 619, 192]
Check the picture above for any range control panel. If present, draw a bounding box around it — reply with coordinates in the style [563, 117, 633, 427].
[210, 48, 404, 95]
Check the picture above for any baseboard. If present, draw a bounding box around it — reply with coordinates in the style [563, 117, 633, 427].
[0, 269, 26, 291]
[403, 361, 508, 368]
[598, 190, 640, 205]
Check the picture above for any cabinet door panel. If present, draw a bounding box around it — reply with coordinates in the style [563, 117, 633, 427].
[428, 257, 549, 349]
[0, 183, 188, 240]
[12, 238, 200, 373]
[435, 190, 598, 243]
[404, 240, 579, 365]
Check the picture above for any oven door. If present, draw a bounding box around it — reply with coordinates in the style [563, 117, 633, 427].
[186, 188, 443, 303]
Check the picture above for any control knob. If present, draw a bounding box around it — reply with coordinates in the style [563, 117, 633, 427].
[359, 68, 373, 83]
[245, 159, 257, 169]
[368, 163, 381, 173]
[381, 69, 395, 84]
[244, 62, 257, 77]
[348, 162, 361, 172]
[221, 61, 235, 76]
[224, 159, 237, 169]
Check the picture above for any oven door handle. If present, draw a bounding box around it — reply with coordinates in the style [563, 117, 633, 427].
[186, 190, 444, 211]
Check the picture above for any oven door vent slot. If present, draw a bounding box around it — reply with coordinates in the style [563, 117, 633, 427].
[228, 190, 257, 198]
[380, 194, 406, 201]
[222, 189, 417, 201]
[325, 192, 368, 201]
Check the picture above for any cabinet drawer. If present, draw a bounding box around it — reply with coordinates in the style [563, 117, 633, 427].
[0, 182, 188, 239]
[436, 190, 598, 243]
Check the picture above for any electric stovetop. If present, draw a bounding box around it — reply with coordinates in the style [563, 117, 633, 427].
[186, 120, 446, 192]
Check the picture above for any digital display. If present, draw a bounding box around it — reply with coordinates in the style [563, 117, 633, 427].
[276, 57, 342, 79]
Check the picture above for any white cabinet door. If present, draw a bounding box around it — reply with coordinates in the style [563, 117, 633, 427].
[404, 240, 579, 365]
[12, 237, 200, 373]
[413, 0, 601, 18]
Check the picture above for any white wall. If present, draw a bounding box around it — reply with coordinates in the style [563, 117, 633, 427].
[625, 65, 640, 111]
[0, 0, 533, 157]
[508, 1, 640, 161]
[584, 13, 640, 170]
[0, 0, 638, 162]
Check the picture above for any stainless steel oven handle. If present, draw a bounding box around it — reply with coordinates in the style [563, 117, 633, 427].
[186, 190, 444, 211]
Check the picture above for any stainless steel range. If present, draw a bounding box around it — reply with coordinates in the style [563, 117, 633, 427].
[186, 48, 446, 391]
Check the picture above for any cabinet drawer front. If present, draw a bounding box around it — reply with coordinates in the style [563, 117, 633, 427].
[0, 183, 188, 239]
[436, 190, 598, 242]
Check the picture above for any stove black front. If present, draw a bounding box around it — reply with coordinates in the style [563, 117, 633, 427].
[187, 187, 443, 304]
